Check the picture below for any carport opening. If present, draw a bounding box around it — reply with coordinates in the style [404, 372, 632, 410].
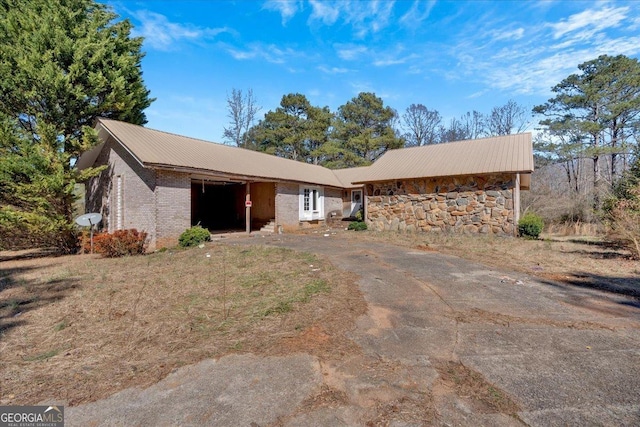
[191, 181, 245, 231]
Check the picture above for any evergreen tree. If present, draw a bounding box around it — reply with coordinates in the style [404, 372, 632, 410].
[0, 0, 153, 251]
[534, 55, 640, 209]
[331, 92, 404, 168]
[247, 93, 332, 164]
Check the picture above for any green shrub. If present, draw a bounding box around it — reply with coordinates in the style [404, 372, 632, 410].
[179, 225, 211, 247]
[93, 229, 147, 257]
[518, 212, 544, 239]
[348, 221, 368, 231]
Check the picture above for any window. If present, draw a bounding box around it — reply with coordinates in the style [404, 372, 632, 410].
[115, 175, 123, 230]
[299, 186, 323, 220]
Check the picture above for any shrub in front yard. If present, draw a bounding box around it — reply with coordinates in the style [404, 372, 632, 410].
[179, 225, 211, 247]
[605, 186, 640, 259]
[348, 221, 368, 231]
[93, 229, 147, 257]
[518, 212, 544, 239]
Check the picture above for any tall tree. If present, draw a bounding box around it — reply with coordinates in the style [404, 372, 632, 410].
[331, 92, 404, 167]
[222, 88, 261, 147]
[246, 93, 331, 164]
[401, 104, 441, 147]
[487, 100, 529, 136]
[534, 55, 640, 209]
[0, 0, 153, 251]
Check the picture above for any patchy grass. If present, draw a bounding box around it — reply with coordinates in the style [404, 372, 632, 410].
[0, 243, 366, 406]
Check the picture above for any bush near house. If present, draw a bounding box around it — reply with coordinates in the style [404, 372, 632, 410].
[179, 225, 211, 247]
[93, 229, 147, 257]
[348, 221, 368, 231]
[606, 195, 640, 259]
[518, 212, 544, 239]
[348, 210, 368, 231]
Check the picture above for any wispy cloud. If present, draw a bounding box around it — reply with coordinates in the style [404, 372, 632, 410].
[448, 3, 640, 96]
[225, 43, 300, 64]
[317, 65, 350, 74]
[373, 53, 420, 67]
[306, 0, 395, 37]
[308, 0, 340, 25]
[491, 27, 525, 41]
[335, 44, 368, 60]
[263, 0, 301, 25]
[399, 0, 436, 29]
[132, 10, 230, 50]
[549, 5, 628, 39]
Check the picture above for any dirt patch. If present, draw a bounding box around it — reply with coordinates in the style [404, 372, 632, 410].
[365, 394, 437, 427]
[433, 360, 521, 416]
[0, 243, 367, 406]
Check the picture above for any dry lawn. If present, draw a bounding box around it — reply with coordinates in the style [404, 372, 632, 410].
[1, 228, 638, 412]
[0, 243, 366, 406]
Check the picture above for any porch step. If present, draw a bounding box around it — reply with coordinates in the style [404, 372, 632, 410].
[259, 220, 276, 233]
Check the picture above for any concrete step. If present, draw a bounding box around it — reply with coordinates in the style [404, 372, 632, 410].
[259, 220, 276, 233]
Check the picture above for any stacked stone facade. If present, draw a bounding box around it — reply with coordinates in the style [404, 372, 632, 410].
[366, 173, 517, 235]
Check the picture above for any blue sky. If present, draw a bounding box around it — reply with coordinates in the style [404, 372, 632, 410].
[105, 0, 640, 143]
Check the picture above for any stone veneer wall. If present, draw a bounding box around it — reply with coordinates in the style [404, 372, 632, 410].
[366, 173, 517, 235]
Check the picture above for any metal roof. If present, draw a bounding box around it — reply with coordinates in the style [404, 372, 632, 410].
[78, 120, 533, 188]
[332, 166, 371, 188]
[353, 133, 534, 183]
[90, 119, 346, 188]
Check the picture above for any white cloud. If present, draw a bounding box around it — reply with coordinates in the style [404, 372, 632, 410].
[445, 2, 640, 97]
[306, 0, 395, 37]
[399, 0, 436, 29]
[335, 44, 368, 60]
[308, 0, 340, 25]
[317, 65, 350, 74]
[133, 10, 231, 50]
[549, 5, 628, 39]
[491, 27, 525, 41]
[132, 10, 229, 50]
[263, 0, 300, 25]
[226, 43, 299, 64]
[373, 53, 419, 67]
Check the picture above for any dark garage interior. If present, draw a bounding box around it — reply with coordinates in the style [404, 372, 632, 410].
[191, 182, 245, 231]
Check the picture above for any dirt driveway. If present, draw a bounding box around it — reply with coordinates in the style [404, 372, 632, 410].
[69, 233, 640, 426]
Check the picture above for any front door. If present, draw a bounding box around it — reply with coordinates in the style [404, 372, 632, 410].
[350, 189, 362, 217]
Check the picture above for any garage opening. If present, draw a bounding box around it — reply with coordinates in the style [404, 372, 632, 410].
[191, 182, 245, 231]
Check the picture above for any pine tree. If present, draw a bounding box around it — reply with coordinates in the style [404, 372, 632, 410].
[0, 0, 153, 251]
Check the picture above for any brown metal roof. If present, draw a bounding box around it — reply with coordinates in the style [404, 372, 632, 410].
[332, 166, 371, 188]
[353, 133, 534, 183]
[79, 120, 533, 188]
[91, 119, 346, 188]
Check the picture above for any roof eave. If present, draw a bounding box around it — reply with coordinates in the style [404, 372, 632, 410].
[352, 170, 534, 185]
[147, 163, 346, 188]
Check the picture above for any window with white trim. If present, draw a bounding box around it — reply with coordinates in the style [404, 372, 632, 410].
[299, 185, 323, 220]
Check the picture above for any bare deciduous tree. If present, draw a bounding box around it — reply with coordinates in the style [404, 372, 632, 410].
[487, 99, 529, 136]
[401, 103, 441, 146]
[222, 88, 261, 147]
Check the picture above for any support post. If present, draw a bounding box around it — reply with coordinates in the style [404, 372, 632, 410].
[246, 183, 251, 234]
